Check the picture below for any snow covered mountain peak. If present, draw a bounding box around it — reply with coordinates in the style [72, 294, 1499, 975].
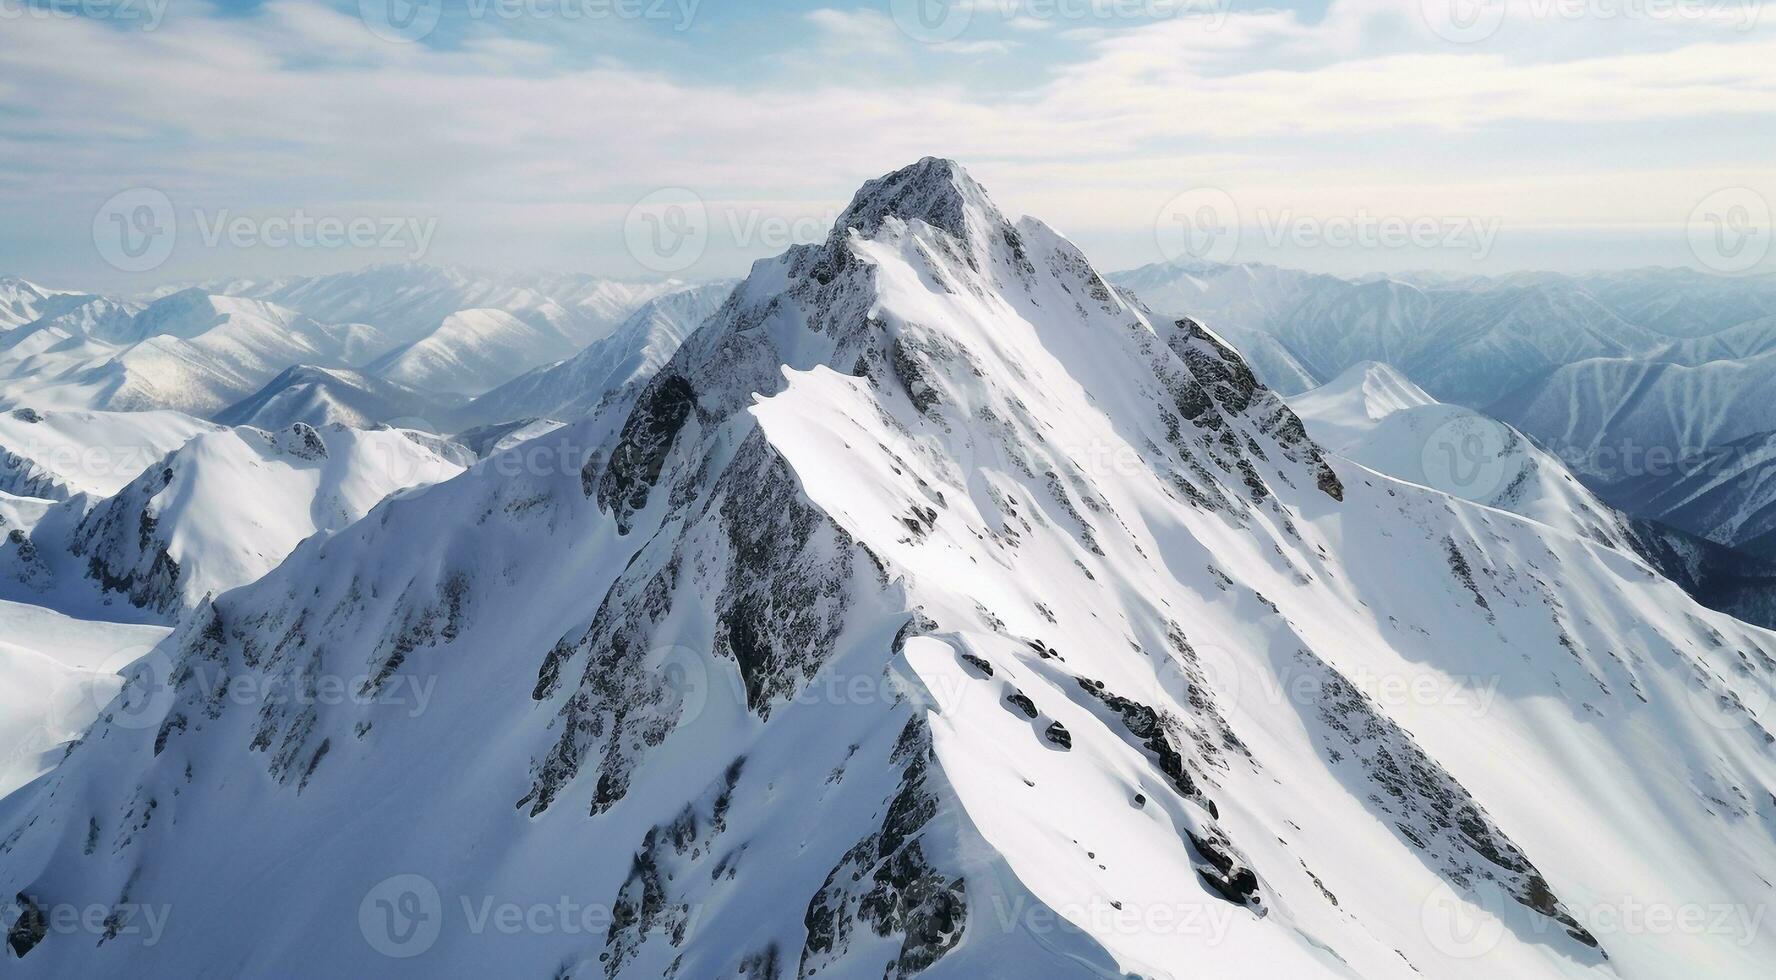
[830, 157, 1007, 258]
[4, 164, 1776, 979]
[1289, 363, 1636, 548]
[0, 421, 466, 621]
[1294, 360, 1438, 424]
[127, 288, 276, 342]
[0, 278, 66, 332]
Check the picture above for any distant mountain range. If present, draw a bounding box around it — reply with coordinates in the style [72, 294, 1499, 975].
[0, 266, 733, 443]
[4, 160, 1773, 979]
[1115, 259, 1776, 562]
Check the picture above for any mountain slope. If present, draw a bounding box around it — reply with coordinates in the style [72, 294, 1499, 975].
[0, 408, 219, 502]
[0, 423, 466, 621]
[210, 264, 685, 349]
[1599, 427, 1776, 556]
[215, 365, 469, 432]
[1492, 350, 1776, 484]
[1291, 361, 1636, 548]
[1291, 361, 1776, 627]
[0, 599, 170, 798]
[1565, 268, 1776, 340]
[0, 296, 140, 359]
[367, 308, 577, 397]
[2, 161, 1773, 980]
[0, 290, 399, 417]
[464, 281, 734, 428]
[0, 279, 68, 333]
[1110, 263, 1768, 406]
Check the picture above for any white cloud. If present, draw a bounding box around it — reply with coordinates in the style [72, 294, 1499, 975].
[0, 0, 1770, 283]
[805, 7, 910, 56]
[936, 39, 1021, 54]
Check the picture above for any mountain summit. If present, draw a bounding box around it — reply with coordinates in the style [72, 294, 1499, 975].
[3, 161, 1773, 979]
[832, 156, 1003, 246]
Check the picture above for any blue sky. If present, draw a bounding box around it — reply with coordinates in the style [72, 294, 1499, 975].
[1, 0, 1771, 289]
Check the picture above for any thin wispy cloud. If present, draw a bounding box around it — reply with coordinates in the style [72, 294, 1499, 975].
[0, 0, 1770, 285]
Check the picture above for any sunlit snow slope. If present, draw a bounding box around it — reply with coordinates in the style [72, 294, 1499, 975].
[3, 161, 1774, 980]
[1, 423, 465, 621]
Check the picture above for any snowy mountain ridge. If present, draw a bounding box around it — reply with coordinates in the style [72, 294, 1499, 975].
[0, 422, 465, 622]
[1289, 361, 1776, 628]
[1, 160, 1773, 980]
[463, 280, 735, 429]
[0, 269, 721, 430]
